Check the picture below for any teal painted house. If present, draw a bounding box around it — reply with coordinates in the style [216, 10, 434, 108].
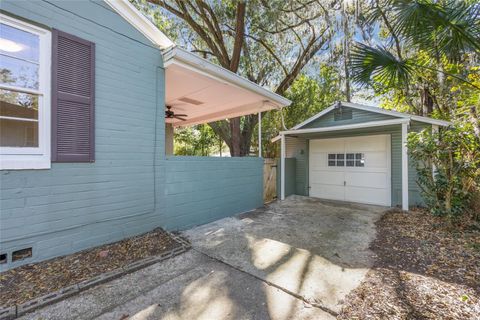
[275, 102, 450, 211]
[0, 0, 290, 271]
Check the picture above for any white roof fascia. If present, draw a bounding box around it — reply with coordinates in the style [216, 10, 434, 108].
[105, 0, 174, 49]
[279, 118, 410, 136]
[409, 115, 451, 126]
[164, 47, 291, 107]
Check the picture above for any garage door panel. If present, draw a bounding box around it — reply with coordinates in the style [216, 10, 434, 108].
[345, 172, 388, 189]
[309, 152, 328, 168]
[309, 134, 391, 206]
[345, 186, 389, 206]
[361, 151, 388, 168]
[310, 139, 344, 152]
[311, 170, 344, 186]
[310, 184, 345, 201]
[344, 135, 387, 151]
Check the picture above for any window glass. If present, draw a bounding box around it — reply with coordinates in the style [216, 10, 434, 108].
[0, 89, 39, 147]
[0, 22, 40, 149]
[328, 153, 336, 166]
[355, 153, 365, 167]
[0, 23, 39, 61]
[337, 160, 344, 166]
[0, 55, 39, 89]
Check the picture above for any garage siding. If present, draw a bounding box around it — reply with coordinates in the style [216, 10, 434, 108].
[300, 107, 396, 129]
[408, 121, 432, 206]
[285, 137, 309, 196]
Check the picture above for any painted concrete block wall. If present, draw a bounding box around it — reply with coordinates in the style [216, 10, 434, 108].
[162, 156, 263, 230]
[0, 0, 165, 270]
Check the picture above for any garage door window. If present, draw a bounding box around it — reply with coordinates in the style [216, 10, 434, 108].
[330, 153, 365, 167]
[355, 153, 365, 167]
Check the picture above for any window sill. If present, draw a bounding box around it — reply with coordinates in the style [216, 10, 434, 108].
[0, 155, 51, 170]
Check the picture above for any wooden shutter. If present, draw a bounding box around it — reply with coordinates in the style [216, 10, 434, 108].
[52, 29, 95, 162]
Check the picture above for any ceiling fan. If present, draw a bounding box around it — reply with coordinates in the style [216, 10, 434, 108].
[165, 105, 188, 121]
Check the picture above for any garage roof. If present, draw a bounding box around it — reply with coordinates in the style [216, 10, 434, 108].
[272, 101, 451, 142]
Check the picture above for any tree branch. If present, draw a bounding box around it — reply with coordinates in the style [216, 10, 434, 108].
[230, 2, 246, 71]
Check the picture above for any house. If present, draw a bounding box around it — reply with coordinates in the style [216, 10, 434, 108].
[0, 0, 290, 270]
[273, 101, 450, 210]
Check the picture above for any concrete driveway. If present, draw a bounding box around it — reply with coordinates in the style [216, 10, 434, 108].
[20, 196, 385, 320]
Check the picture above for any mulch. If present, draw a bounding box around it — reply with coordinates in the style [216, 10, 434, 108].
[338, 209, 480, 320]
[0, 228, 182, 307]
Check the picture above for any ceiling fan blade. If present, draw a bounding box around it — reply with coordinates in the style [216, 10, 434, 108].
[174, 115, 187, 121]
[174, 114, 188, 117]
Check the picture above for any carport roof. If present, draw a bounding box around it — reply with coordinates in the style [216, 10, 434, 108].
[271, 101, 451, 142]
[106, 0, 291, 128]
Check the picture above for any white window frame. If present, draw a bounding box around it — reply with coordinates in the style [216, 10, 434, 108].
[0, 14, 51, 170]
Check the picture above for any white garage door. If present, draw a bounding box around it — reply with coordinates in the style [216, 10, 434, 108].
[309, 134, 391, 206]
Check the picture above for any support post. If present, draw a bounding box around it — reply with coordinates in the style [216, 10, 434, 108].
[258, 112, 262, 157]
[432, 125, 439, 178]
[280, 134, 285, 200]
[401, 122, 409, 211]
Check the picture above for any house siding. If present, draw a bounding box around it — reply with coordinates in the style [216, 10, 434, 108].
[0, 0, 165, 271]
[1, 2, 266, 271]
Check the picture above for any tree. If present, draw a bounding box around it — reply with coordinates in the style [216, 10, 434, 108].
[407, 123, 480, 221]
[255, 65, 342, 157]
[142, 0, 334, 156]
[349, 0, 480, 132]
[174, 124, 224, 156]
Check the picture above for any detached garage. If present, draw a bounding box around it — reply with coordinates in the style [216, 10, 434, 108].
[274, 102, 450, 210]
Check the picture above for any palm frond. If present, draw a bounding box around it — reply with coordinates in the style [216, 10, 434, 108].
[391, 0, 480, 61]
[350, 43, 414, 88]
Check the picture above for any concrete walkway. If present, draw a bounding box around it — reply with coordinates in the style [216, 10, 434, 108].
[20, 196, 385, 320]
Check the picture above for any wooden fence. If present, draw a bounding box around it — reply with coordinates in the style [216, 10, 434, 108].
[263, 158, 277, 203]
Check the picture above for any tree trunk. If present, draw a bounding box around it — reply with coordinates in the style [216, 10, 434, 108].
[229, 117, 241, 156]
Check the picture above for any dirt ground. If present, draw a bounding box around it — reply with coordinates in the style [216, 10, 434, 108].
[0, 228, 181, 307]
[338, 209, 480, 319]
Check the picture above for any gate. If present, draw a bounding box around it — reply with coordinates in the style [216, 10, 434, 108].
[263, 158, 277, 203]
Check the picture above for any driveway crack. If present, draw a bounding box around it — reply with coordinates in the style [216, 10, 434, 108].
[191, 247, 339, 318]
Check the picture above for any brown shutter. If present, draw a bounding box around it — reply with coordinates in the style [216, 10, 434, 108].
[52, 29, 95, 162]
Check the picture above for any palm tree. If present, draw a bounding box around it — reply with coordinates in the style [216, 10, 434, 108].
[350, 0, 480, 120]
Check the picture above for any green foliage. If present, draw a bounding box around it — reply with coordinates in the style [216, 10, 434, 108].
[407, 123, 480, 220]
[174, 124, 225, 156]
[254, 66, 342, 158]
[351, 43, 414, 88]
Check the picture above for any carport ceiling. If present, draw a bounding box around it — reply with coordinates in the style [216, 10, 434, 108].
[164, 47, 291, 127]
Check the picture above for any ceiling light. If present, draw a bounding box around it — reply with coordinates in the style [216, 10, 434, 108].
[0, 38, 23, 52]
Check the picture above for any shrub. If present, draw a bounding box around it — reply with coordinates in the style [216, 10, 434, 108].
[407, 123, 480, 221]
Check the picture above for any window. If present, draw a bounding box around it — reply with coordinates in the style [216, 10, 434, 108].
[355, 153, 365, 167]
[0, 14, 51, 169]
[329, 153, 365, 167]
